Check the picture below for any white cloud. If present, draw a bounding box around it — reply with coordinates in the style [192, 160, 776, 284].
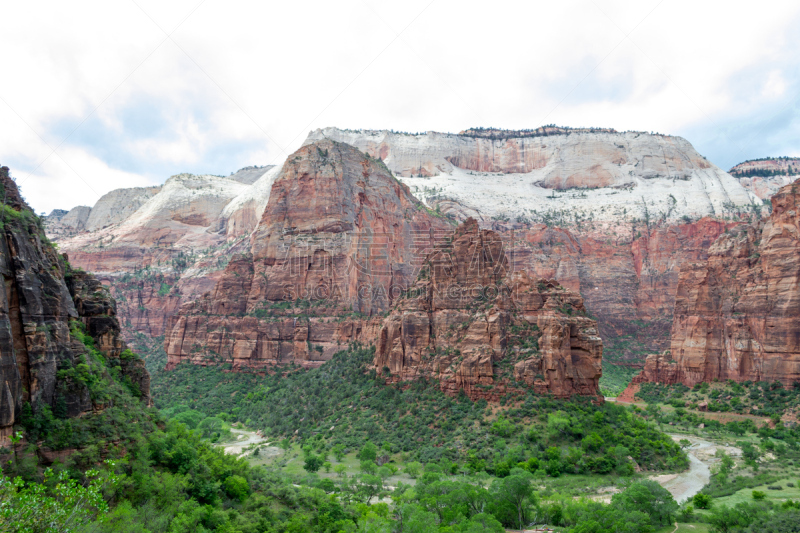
[1, 0, 799, 213]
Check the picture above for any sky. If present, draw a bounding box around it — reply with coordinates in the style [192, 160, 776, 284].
[1, 0, 799, 214]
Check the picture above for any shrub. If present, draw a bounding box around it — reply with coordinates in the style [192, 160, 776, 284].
[692, 493, 713, 509]
[223, 475, 249, 501]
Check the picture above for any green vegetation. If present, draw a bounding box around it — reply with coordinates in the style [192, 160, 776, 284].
[152, 345, 688, 476]
[637, 379, 800, 417]
[600, 363, 640, 397]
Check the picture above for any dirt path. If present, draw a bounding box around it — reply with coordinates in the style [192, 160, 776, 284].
[651, 434, 740, 503]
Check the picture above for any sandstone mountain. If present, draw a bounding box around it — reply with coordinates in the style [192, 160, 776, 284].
[730, 157, 800, 200]
[374, 218, 603, 400]
[0, 167, 149, 444]
[47, 166, 280, 344]
[306, 127, 762, 227]
[622, 178, 800, 397]
[164, 140, 450, 370]
[49, 127, 772, 368]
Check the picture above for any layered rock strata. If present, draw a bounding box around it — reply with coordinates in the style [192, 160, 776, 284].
[730, 158, 800, 200]
[306, 127, 761, 226]
[622, 179, 800, 393]
[373, 218, 603, 400]
[50, 127, 770, 369]
[164, 140, 450, 369]
[0, 167, 149, 443]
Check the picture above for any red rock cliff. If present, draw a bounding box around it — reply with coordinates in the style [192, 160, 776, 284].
[373, 218, 603, 400]
[0, 167, 149, 444]
[164, 140, 450, 370]
[623, 179, 800, 391]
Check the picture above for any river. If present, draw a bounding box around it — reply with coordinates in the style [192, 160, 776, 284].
[651, 434, 740, 503]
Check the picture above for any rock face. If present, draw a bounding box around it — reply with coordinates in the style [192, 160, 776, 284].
[48, 165, 285, 349]
[623, 179, 800, 392]
[50, 127, 775, 369]
[373, 218, 603, 400]
[306, 127, 762, 226]
[501, 217, 736, 362]
[45, 205, 92, 238]
[0, 167, 149, 444]
[730, 158, 800, 200]
[50, 173, 258, 344]
[84, 186, 162, 232]
[164, 140, 450, 370]
[228, 165, 275, 185]
[302, 128, 768, 363]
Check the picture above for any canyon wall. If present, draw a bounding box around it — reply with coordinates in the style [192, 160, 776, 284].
[50, 128, 771, 367]
[48, 168, 278, 345]
[306, 127, 761, 227]
[164, 140, 450, 370]
[623, 179, 800, 393]
[0, 167, 149, 443]
[374, 218, 603, 400]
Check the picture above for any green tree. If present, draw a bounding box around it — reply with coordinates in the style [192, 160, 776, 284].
[464, 513, 505, 532]
[612, 480, 678, 526]
[358, 441, 378, 462]
[196, 416, 227, 439]
[172, 409, 205, 429]
[581, 432, 605, 452]
[491, 417, 514, 438]
[360, 460, 378, 475]
[693, 492, 713, 510]
[405, 461, 422, 479]
[331, 443, 346, 462]
[304, 454, 323, 473]
[357, 474, 383, 504]
[0, 466, 118, 532]
[493, 471, 536, 531]
[223, 475, 249, 501]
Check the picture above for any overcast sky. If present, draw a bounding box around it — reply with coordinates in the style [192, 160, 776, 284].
[1, 0, 799, 214]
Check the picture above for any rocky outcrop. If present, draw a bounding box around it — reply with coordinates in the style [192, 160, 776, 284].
[84, 186, 162, 232]
[164, 140, 450, 370]
[622, 179, 800, 392]
[0, 166, 149, 444]
[45, 205, 92, 238]
[730, 158, 800, 200]
[228, 165, 275, 185]
[373, 218, 603, 400]
[49, 166, 286, 345]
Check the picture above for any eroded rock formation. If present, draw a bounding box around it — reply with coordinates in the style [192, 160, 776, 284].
[622, 179, 800, 393]
[49, 127, 769, 368]
[306, 127, 760, 226]
[164, 140, 450, 369]
[730, 158, 800, 200]
[373, 218, 603, 400]
[0, 167, 149, 443]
